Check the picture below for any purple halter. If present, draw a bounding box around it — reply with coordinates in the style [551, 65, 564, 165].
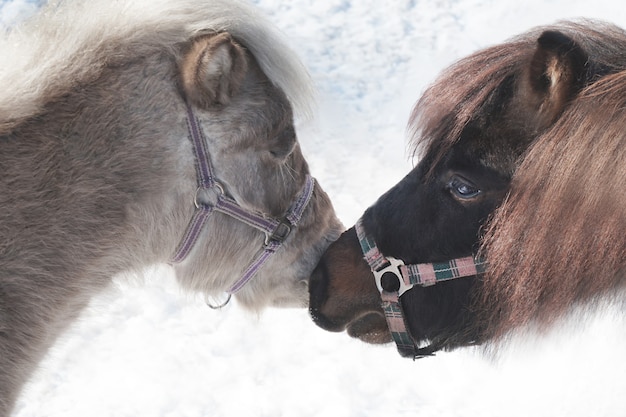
[171, 104, 315, 303]
[355, 218, 486, 358]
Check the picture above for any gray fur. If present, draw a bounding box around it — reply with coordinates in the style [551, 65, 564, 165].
[0, 1, 342, 414]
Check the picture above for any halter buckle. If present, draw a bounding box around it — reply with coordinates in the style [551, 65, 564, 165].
[372, 257, 413, 296]
[264, 219, 292, 246]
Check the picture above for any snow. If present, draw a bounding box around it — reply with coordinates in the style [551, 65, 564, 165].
[2, 0, 626, 416]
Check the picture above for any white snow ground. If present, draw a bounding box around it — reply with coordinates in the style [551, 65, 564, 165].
[1, 0, 626, 416]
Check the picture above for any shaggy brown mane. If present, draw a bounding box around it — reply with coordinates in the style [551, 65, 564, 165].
[406, 19, 626, 340]
[308, 18, 626, 359]
[478, 70, 626, 339]
[309, 17, 626, 358]
[408, 20, 626, 173]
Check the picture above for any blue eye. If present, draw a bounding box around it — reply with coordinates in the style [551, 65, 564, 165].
[448, 176, 481, 199]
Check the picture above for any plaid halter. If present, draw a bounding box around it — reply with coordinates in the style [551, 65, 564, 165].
[171, 104, 315, 302]
[355, 218, 486, 358]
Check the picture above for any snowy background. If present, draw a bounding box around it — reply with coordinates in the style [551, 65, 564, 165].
[2, 0, 626, 416]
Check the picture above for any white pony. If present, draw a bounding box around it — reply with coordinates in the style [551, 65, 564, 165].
[0, 0, 342, 414]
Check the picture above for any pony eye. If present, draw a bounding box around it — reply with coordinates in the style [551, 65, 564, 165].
[268, 129, 296, 160]
[268, 146, 292, 160]
[448, 176, 481, 199]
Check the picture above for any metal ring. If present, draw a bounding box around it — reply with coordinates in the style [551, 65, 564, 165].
[194, 182, 225, 209]
[193, 187, 202, 209]
[205, 293, 231, 309]
[213, 182, 225, 196]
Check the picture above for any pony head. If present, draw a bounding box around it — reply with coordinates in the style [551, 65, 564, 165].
[309, 20, 626, 355]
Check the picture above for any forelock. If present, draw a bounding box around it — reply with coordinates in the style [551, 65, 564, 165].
[405, 19, 626, 169]
[0, 0, 315, 129]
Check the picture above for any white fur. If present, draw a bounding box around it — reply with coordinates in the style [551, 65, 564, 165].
[0, 3, 342, 414]
[0, 0, 315, 125]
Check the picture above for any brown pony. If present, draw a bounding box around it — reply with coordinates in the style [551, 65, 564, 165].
[309, 20, 626, 357]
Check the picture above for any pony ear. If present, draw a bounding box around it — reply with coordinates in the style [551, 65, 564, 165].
[180, 32, 249, 108]
[526, 30, 588, 128]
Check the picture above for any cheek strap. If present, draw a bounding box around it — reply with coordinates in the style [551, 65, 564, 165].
[355, 218, 486, 358]
[171, 103, 315, 301]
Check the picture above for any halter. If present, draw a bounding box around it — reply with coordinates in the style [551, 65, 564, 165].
[355, 218, 486, 358]
[170, 104, 315, 304]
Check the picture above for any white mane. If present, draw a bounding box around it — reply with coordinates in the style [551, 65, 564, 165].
[0, 0, 315, 125]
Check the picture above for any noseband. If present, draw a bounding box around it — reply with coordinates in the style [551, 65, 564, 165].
[170, 104, 315, 305]
[355, 218, 486, 358]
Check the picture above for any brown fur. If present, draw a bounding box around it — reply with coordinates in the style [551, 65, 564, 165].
[479, 71, 626, 339]
[409, 20, 626, 341]
[409, 20, 626, 176]
[309, 20, 626, 356]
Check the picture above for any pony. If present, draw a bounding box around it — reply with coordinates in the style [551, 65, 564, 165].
[309, 20, 626, 358]
[0, 0, 342, 414]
